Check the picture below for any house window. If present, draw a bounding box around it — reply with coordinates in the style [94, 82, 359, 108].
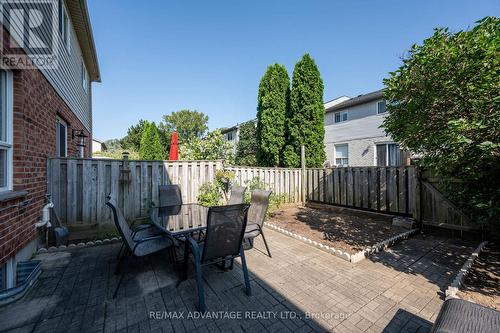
[59, 0, 71, 52]
[334, 111, 348, 123]
[376, 143, 404, 166]
[56, 118, 68, 157]
[82, 62, 88, 92]
[0, 69, 13, 192]
[377, 100, 387, 114]
[334, 144, 348, 166]
[227, 132, 233, 141]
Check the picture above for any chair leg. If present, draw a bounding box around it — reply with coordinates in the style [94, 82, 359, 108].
[113, 274, 124, 299]
[260, 232, 272, 258]
[116, 243, 124, 260]
[113, 247, 128, 299]
[240, 247, 252, 296]
[193, 256, 206, 312]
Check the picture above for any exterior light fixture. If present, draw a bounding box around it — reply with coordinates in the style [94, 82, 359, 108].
[72, 129, 88, 158]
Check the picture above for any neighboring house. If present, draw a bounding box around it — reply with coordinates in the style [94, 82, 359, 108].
[92, 139, 107, 153]
[324, 89, 409, 167]
[221, 125, 240, 153]
[0, 0, 100, 290]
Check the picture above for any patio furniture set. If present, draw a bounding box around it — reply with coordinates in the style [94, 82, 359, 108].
[105, 185, 273, 312]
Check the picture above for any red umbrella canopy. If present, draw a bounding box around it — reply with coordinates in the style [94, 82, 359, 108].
[169, 131, 179, 160]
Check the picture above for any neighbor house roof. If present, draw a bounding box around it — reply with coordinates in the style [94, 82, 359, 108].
[66, 0, 101, 82]
[326, 89, 384, 112]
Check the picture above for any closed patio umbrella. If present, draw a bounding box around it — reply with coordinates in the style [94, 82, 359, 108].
[169, 131, 179, 160]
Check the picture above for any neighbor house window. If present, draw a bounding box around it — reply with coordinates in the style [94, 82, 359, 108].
[334, 144, 348, 166]
[59, 0, 71, 51]
[376, 143, 404, 166]
[0, 69, 13, 192]
[82, 62, 88, 92]
[334, 111, 348, 123]
[377, 100, 387, 114]
[227, 132, 233, 141]
[56, 117, 68, 157]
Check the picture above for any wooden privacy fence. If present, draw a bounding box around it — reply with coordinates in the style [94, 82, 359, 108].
[305, 167, 418, 216]
[226, 167, 302, 203]
[48, 158, 222, 225]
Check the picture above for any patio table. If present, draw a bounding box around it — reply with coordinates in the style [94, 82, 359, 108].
[149, 204, 209, 281]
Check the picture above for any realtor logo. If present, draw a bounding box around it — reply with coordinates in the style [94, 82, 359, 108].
[0, 0, 59, 69]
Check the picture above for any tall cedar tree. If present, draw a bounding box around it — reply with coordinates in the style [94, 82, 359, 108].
[284, 54, 326, 167]
[256, 64, 290, 166]
[235, 120, 258, 166]
[139, 122, 164, 160]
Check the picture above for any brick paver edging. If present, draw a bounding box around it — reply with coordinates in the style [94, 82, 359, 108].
[36, 237, 122, 254]
[264, 222, 419, 263]
[445, 240, 488, 299]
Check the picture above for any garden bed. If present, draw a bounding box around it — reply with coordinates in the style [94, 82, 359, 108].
[267, 203, 417, 262]
[455, 243, 500, 310]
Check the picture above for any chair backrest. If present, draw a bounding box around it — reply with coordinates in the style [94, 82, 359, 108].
[202, 204, 249, 262]
[227, 186, 246, 205]
[247, 190, 272, 227]
[106, 195, 135, 251]
[159, 185, 182, 207]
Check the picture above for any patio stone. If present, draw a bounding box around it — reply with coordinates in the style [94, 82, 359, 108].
[0, 230, 474, 332]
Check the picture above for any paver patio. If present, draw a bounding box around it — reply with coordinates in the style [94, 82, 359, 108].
[0, 229, 474, 333]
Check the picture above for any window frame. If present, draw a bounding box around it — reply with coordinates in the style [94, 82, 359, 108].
[56, 117, 68, 157]
[82, 61, 88, 92]
[59, 0, 71, 52]
[334, 111, 348, 123]
[334, 144, 349, 167]
[0, 69, 13, 193]
[375, 142, 401, 166]
[377, 100, 387, 114]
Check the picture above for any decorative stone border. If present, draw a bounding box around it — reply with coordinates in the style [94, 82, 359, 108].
[264, 222, 419, 263]
[445, 241, 488, 299]
[37, 237, 122, 254]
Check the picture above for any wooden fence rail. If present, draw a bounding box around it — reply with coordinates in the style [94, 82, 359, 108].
[47, 158, 223, 225]
[305, 167, 418, 216]
[226, 167, 302, 203]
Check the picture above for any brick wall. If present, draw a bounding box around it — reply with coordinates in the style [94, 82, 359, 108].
[0, 27, 91, 266]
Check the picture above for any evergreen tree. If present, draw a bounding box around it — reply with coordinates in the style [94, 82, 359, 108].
[139, 122, 164, 160]
[284, 54, 326, 167]
[256, 64, 290, 166]
[235, 120, 258, 166]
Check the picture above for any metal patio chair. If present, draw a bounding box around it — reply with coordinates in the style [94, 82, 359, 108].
[227, 186, 246, 205]
[244, 190, 273, 257]
[131, 184, 183, 238]
[106, 195, 176, 298]
[187, 204, 252, 312]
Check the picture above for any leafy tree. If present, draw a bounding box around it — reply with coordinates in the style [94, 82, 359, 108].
[121, 119, 148, 151]
[160, 110, 209, 143]
[382, 17, 500, 226]
[103, 139, 122, 151]
[256, 64, 290, 166]
[139, 122, 165, 160]
[284, 54, 326, 168]
[180, 130, 234, 163]
[235, 120, 258, 166]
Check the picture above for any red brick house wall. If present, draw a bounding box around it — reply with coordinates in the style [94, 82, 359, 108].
[0, 27, 91, 266]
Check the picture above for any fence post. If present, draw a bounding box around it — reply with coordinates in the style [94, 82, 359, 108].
[301, 145, 306, 204]
[415, 167, 422, 227]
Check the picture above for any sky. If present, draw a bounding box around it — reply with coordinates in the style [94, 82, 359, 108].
[88, 0, 500, 141]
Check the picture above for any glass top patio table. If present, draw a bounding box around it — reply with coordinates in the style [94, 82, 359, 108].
[149, 204, 209, 237]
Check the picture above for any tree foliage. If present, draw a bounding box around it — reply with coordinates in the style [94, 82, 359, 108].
[284, 54, 326, 168]
[235, 120, 258, 166]
[180, 130, 234, 163]
[256, 64, 290, 166]
[139, 121, 165, 160]
[121, 119, 148, 151]
[382, 17, 500, 226]
[161, 109, 209, 143]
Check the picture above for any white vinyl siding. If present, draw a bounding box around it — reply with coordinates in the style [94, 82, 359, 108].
[0, 69, 13, 192]
[1, 0, 92, 132]
[334, 144, 348, 166]
[82, 61, 88, 92]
